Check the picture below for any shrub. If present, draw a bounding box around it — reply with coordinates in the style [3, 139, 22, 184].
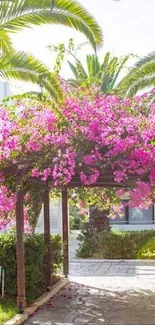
[0, 233, 63, 301]
[137, 238, 155, 259]
[69, 215, 74, 232]
[70, 214, 88, 231]
[77, 228, 99, 257]
[77, 229, 155, 259]
[51, 234, 63, 272]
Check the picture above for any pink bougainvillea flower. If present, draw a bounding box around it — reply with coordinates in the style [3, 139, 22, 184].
[1, 88, 155, 221]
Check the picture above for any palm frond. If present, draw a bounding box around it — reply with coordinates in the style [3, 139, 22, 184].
[2, 91, 43, 103]
[54, 0, 103, 47]
[86, 54, 100, 78]
[67, 61, 79, 80]
[67, 78, 79, 87]
[0, 0, 103, 50]
[118, 52, 155, 97]
[124, 75, 155, 97]
[0, 50, 48, 72]
[67, 51, 129, 95]
[100, 52, 111, 70]
[134, 51, 155, 68]
[0, 50, 63, 102]
[0, 29, 13, 51]
[75, 61, 88, 82]
[42, 75, 64, 102]
[111, 55, 130, 88]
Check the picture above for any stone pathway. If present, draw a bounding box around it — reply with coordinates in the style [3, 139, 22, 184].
[24, 260, 155, 325]
[69, 230, 80, 260]
[70, 260, 155, 291]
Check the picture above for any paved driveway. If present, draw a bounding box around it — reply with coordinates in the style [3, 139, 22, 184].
[24, 260, 155, 325]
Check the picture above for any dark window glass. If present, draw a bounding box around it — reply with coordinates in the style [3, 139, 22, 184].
[129, 206, 153, 224]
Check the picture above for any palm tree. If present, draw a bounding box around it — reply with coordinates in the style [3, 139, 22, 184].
[67, 51, 130, 94]
[117, 52, 155, 97]
[0, 0, 103, 102]
[0, 0, 103, 53]
[0, 50, 63, 102]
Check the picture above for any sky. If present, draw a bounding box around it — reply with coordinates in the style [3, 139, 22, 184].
[10, 0, 155, 93]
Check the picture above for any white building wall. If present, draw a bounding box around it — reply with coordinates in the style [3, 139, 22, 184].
[35, 200, 155, 234]
[35, 199, 62, 235]
[111, 224, 155, 231]
[0, 81, 12, 103]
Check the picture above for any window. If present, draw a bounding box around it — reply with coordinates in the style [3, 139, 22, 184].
[110, 205, 154, 224]
[129, 206, 153, 224]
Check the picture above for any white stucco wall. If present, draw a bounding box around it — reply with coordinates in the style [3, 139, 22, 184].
[111, 224, 155, 231]
[0, 81, 12, 102]
[35, 199, 62, 235]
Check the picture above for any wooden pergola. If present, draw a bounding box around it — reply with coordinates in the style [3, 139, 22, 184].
[3, 165, 140, 312]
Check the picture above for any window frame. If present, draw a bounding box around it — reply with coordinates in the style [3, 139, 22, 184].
[110, 203, 155, 225]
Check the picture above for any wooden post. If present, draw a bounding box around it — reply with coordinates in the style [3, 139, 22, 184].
[16, 186, 26, 313]
[62, 188, 69, 276]
[44, 187, 52, 290]
[152, 205, 154, 224]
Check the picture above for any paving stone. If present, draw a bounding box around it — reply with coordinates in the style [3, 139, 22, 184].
[24, 277, 155, 325]
[23, 236, 155, 325]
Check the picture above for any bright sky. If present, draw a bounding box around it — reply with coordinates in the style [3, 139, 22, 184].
[10, 0, 155, 93]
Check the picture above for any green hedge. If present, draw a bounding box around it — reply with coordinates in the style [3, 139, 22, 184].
[0, 233, 63, 301]
[77, 229, 155, 259]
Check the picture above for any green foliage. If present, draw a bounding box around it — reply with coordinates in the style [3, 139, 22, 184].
[69, 215, 74, 232]
[50, 40, 133, 95]
[69, 187, 120, 215]
[0, 296, 16, 325]
[0, 0, 103, 52]
[0, 0, 103, 101]
[69, 204, 88, 230]
[137, 238, 155, 259]
[77, 230, 155, 259]
[67, 51, 131, 93]
[69, 214, 87, 230]
[0, 233, 63, 301]
[118, 51, 155, 97]
[72, 215, 83, 230]
[0, 50, 63, 103]
[51, 234, 63, 272]
[24, 183, 45, 234]
[77, 228, 100, 257]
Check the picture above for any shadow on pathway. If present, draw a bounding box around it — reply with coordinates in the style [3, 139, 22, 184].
[23, 232, 155, 324]
[24, 282, 155, 325]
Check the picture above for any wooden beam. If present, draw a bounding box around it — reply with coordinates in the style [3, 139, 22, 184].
[16, 186, 26, 313]
[152, 205, 154, 223]
[62, 188, 69, 276]
[44, 187, 52, 290]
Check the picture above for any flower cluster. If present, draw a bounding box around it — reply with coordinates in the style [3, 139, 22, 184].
[0, 186, 16, 216]
[1, 89, 155, 227]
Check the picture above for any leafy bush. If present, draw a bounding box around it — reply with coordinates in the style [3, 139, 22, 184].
[77, 229, 155, 259]
[69, 215, 74, 232]
[0, 233, 63, 301]
[51, 234, 63, 271]
[77, 228, 100, 257]
[69, 214, 88, 231]
[137, 238, 155, 259]
[0, 296, 16, 325]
